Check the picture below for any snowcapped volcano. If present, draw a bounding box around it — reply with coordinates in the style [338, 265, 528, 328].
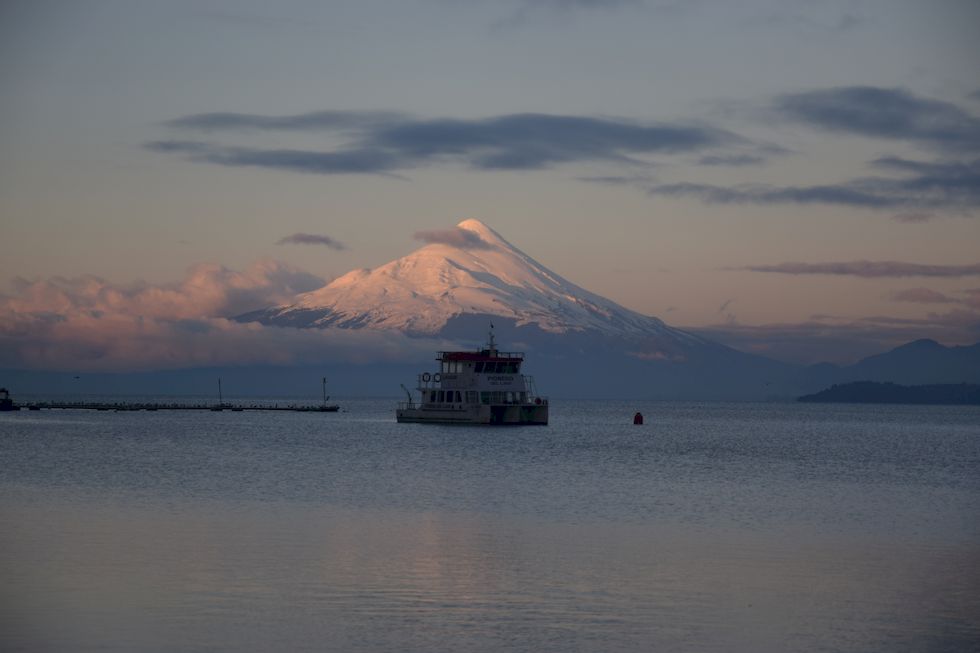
[240, 219, 704, 346]
[233, 219, 805, 398]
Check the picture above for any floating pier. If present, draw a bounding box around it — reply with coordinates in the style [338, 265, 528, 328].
[10, 401, 340, 413]
[1, 378, 340, 413]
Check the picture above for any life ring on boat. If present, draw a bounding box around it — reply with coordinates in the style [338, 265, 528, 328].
[422, 373, 431, 382]
[433, 373, 441, 382]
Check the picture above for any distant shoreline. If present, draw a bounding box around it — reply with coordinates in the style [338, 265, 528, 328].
[799, 381, 980, 405]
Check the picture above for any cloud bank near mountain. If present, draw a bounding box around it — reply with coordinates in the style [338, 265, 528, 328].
[413, 227, 493, 249]
[0, 261, 438, 372]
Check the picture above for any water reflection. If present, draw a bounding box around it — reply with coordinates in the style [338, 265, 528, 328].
[2, 400, 979, 652]
[3, 487, 979, 653]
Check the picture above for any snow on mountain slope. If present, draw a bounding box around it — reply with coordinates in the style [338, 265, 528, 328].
[241, 219, 707, 345]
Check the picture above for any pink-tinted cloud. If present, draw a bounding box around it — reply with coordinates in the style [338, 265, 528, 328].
[0, 261, 442, 371]
[5, 260, 325, 321]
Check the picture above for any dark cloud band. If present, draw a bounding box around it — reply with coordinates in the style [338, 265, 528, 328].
[150, 111, 739, 173]
[277, 233, 347, 250]
[774, 86, 980, 152]
[736, 261, 980, 278]
[647, 157, 980, 213]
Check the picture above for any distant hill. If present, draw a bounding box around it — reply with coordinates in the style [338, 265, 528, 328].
[799, 381, 980, 405]
[800, 339, 980, 393]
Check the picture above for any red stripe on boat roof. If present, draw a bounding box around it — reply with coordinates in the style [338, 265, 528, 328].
[439, 351, 524, 361]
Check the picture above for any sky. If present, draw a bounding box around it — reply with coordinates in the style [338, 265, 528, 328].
[1, 0, 979, 371]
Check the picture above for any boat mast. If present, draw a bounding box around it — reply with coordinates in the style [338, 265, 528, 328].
[488, 321, 496, 354]
[400, 384, 414, 407]
[322, 377, 329, 407]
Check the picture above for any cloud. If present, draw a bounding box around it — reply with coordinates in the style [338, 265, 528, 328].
[164, 110, 406, 132]
[3, 260, 325, 322]
[489, 0, 644, 30]
[891, 287, 980, 309]
[750, 7, 870, 34]
[144, 140, 405, 176]
[151, 95, 979, 218]
[648, 181, 900, 208]
[891, 288, 953, 304]
[277, 233, 347, 250]
[647, 156, 980, 213]
[697, 154, 766, 166]
[576, 174, 656, 189]
[150, 111, 739, 174]
[413, 227, 492, 249]
[735, 261, 980, 278]
[0, 262, 444, 372]
[966, 289, 980, 310]
[518, 0, 641, 9]
[773, 86, 980, 152]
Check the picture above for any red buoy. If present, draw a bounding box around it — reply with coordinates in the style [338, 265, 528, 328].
[633, 412, 643, 425]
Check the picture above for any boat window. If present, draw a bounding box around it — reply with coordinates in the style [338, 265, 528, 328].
[429, 391, 436, 403]
[480, 392, 490, 404]
[474, 362, 484, 373]
[455, 391, 462, 402]
[438, 391, 445, 402]
[466, 391, 477, 403]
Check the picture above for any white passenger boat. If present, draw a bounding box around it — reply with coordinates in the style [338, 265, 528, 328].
[396, 327, 548, 425]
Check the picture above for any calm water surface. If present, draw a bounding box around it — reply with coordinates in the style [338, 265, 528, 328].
[2, 399, 978, 652]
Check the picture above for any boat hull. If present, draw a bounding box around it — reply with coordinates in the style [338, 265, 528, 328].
[396, 403, 548, 425]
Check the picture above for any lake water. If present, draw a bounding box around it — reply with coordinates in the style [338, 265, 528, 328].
[2, 399, 978, 652]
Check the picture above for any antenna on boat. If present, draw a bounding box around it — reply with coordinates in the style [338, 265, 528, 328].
[488, 321, 496, 353]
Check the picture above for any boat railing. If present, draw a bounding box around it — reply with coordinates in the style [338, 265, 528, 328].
[397, 401, 470, 411]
